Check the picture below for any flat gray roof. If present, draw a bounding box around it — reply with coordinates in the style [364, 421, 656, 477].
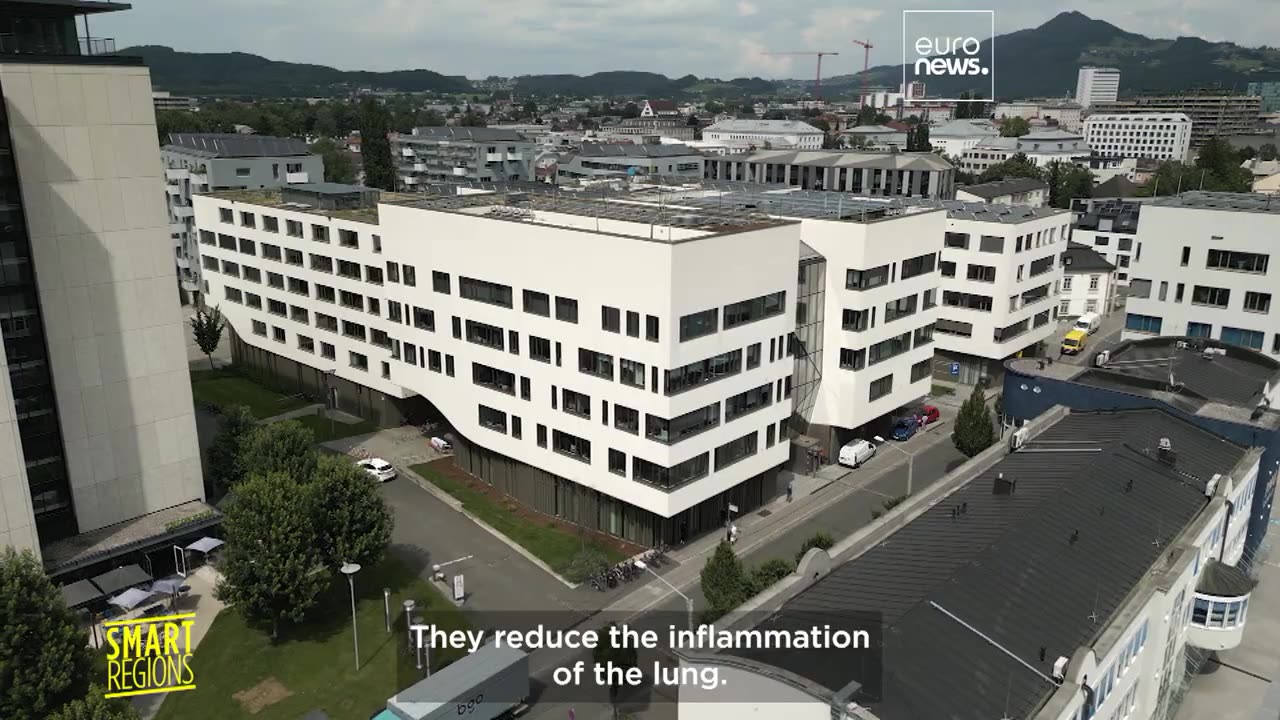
[164, 133, 311, 158]
[402, 126, 530, 143]
[1153, 190, 1280, 214]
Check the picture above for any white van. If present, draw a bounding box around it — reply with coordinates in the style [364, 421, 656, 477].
[1074, 312, 1103, 335]
[838, 439, 877, 468]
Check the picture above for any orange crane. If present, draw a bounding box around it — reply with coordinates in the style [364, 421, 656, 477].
[852, 39, 874, 109]
[762, 51, 839, 101]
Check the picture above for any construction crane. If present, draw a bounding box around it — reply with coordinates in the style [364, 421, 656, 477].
[851, 39, 874, 109]
[762, 51, 839, 101]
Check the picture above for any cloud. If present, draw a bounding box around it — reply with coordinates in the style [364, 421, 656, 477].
[737, 1, 758, 16]
[800, 7, 884, 49]
[733, 37, 796, 77]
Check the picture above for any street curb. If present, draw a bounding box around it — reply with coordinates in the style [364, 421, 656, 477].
[400, 467, 581, 591]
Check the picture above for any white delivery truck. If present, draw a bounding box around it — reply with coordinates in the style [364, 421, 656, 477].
[380, 643, 528, 720]
[1074, 312, 1103, 335]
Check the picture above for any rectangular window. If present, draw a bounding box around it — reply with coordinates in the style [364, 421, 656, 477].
[536, 424, 547, 448]
[272, 326, 286, 343]
[665, 349, 742, 395]
[452, 316, 461, 339]
[251, 319, 266, 336]
[238, 237, 256, 255]
[508, 330, 519, 355]
[1207, 249, 1269, 274]
[245, 292, 262, 309]
[298, 335, 315, 353]
[413, 306, 435, 331]
[315, 313, 338, 332]
[1191, 285, 1231, 308]
[746, 343, 762, 369]
[403, 266, 417, 287]
[633, 454, 709, 490]
[615, 405, 639, 434]
[1124, 313, 1163, 334]
[646, 315, 659, 342]
[846, 265, 890, 291]
[868, 332, 912, 365]
[337, 260, 361, 280]
[562, 388, 591, 419]
[679, 308, 718, 341]
[338, 229, 358, 249]
[239, 211, 255, 228]
[966, 264, 996, 282]
[262, 244, 283, 262]
[839, 348, 866, 371]
[619, 359, 645, 388]
[842, 308, 870, 332]
[262, 216, 278, 233]
[714, 432, 758, 471]
[342, 320, 367, 341]
[552, 430, 591, 463]
[460, 276, 513, 308]
[978, 235, 1005, 253]
[555, 297, 579, 323]
[290, 305, 309, 324]
[314, 284, 335, 304]
[944, 232, 969, 249]
[725, 384, 772, 423]
[310, 254, 333, 273]
[645, 402, 720, 444]
[218, 233, 236, 250]
[1244, 291, 1271, 314]
[609, 450, 627, 477]
[722, 291, 786, 330]
[523, 290, 550, 316]
[199, 230, 215, 246]
[883, 294, 919, 323]
[529, 336, 551, 363]
[267, 298, 286, 316]
[1187, 322, 1212, 338]
[601, 306, 621, 333]
[626, 311, 640, 337]
[478, 405, 508, 433]
[221, 260, 240, 277]
[579, 349, 614, 379]
[288, 277, 308, 296]
[320, 342, 335, 359]
[465, 320, 505, 351]
[899, 252, 936, 280]
[223, 286, 242, 303]
[349, 351, 368, 371]
[387, 262, 400, 283]
[365, 265, 384, 285]
[339, 290, 363, 311]
[1221, 326, 1265, 351]
[445, 355, 454, 376]
[910, 359, 931, 382]
[219, 207, 233, 223]
[1181, 246, 1191, 266]
[869, 374, 893, 401]
[940, 260, 956, 277]
[428, 351, 442, 372]
[285, 220, 303, 238]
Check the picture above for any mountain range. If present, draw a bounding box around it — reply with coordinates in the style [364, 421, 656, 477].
[122, 12, 1280, 100]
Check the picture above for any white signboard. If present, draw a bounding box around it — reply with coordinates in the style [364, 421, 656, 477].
[728, 503, 739, 513]
[452, 574, 465, 602]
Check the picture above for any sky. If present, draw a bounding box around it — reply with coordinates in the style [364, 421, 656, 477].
[94, 0, 1278, 79]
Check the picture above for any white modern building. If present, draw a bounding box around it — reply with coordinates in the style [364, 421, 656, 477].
[193, 184, 797, 546]
[162, 133, 322, 304]
[0, 0, 207, 573]
[1076, 66, 1121, 108]
[1071, 196, 1143, 285]
[678, 406, 1262, 720]
[1059, 242, 1118, 316]
[1040, 101, 1084, 132]
[932, 201, 1069, 383]
[926, 118, 998, 156]
[956, 178, 1048, 207]
[1083, 113, 1192, 162]
[959, 128, 1090, 174]
[702, 119, 825, 150]
[839, 124, 906, 150]
[555, 143, 703, 181]
[1122, 192, 1280, 355]
[391, 126, 537, 188]
[703, 149, 956, 199]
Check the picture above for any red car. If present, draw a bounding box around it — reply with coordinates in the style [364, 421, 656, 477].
[915, 405, 941, 425]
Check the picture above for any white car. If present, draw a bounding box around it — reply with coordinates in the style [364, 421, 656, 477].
[838, 439, 877, 468]
[357, 458, 397, 482]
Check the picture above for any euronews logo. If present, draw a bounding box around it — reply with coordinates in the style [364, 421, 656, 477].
[912, 37, 989, 76]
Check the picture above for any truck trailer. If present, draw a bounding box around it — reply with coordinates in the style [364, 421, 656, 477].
[378, 643, 529, 720]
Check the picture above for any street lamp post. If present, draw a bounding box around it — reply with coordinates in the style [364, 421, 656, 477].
[873, 436, 915, 497]
[340, 561, 362, 671]
[635, 560, 694, 631]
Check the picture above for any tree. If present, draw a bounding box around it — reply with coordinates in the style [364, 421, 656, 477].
[952, 385, 995, 457]
[954, 92, 971, 119]
[978, 152, 1045, 183]
[240, 420, 319, 482]
[1260, 143, 1278, 161]
[45, 690, 137, 720]
[458, 111, 487, 127]
[999, 116, 1030, 137]
[521, 99, 538, 119]
[915, 123, 931, 151]
[622, 102, 641, 118]
[794, 531, 835, 564]
[700, 541, 753, 619]
[216, 472, 329, 638]
[1045, 160, 1092, 209]
[0, 548, 94, 720]
[593, 622, 639, 716]
[206, 405, 256, 498]
[310, 138, 355, 184]
[358, 97, 394, 191]
[1238, 145, 1257, 162]
[189, 305, 224, 370]
[750, 558, 795, 593]
[309, 454, 393, 568]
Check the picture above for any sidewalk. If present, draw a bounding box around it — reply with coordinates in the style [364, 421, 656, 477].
[130, 565, 227, 720]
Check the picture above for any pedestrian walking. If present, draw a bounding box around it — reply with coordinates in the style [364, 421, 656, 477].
[786, 479, 794, 503]
[729, 523, 739, 545]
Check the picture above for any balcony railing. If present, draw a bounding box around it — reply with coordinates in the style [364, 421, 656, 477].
[0, 35, 117, 57]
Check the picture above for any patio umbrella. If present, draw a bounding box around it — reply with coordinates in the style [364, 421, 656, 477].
[92, 565, 152, 596]
[185, 537, 225, 554]
[107, 587, 154, 610]
[150, 578, 184, 595]
[60, 579, 104, 609]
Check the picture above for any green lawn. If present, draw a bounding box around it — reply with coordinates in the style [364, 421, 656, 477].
[931, 383, 956, 397]
[190, 368, 309, 419]
[292, 413, 380, 443]
[155, 555, 467, 720]
[411, 464, 628, 577]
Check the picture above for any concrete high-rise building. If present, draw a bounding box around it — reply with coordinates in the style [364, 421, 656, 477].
[1076, 66, 1121, 108]
[0, 0, 206, 574]
[1246, 81, 1280, 113]
[162, 133, 322, 304]
[1092, 92, 1263, 147]
[390, 127, 537, 189]
[1083, 112, 1192, 162]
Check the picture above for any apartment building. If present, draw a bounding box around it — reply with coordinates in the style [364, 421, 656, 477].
[958, 128, 1089, 174]
[1122, 192, 1280, 355]
[703, 149, 956, 199]
[391, 126, 537, 189]
[930, 201, 1069, 383]
[926, 118, 998, 156]
[555, 143, 703, 181]
[701, 119, 825, 150]
[955, 178, 1048, 207]
[1246, 81, 1280, 113]
[1083, 113, 1192, 162]
[162, 133, 321, 304]
[1076, 66, 1121, 108]
[1059, 242, 1117, 316]
[193, 184, 797, 546]
[0, 0, 206, 571]
[1071, 197, 1143, 285]
[680, 407, 1262, 720]
[1092, 92, 1262, 147]
[610, 116, 697, 142]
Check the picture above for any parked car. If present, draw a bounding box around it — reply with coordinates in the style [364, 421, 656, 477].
[1074, 312, 1103, 335]
[912, 404, 941, 426]
[1061, 328, 1088, 355]
[890, 416, 920, 441]
[838, 439, 877, 468]
[357, 458, 397, 482]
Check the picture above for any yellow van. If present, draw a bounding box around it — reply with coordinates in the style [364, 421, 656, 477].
[1061, 329, 1088, 355]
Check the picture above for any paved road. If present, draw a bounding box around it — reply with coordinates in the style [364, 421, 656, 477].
[1049, 308, 1127, 367]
